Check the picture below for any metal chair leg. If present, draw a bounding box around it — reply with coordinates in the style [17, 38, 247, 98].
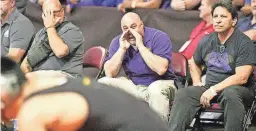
[243, 99, 256, 131]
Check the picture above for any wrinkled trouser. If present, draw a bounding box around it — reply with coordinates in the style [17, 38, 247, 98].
[168, 85, 254, 131]
[98, 76, 177, 122]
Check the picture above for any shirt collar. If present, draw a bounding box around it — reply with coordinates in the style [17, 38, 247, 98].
[215, 28, 238, 46]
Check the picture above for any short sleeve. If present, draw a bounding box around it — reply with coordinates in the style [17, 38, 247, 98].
[59, 25, 84, 53]
[151, 33, 172, 63]
[10, 20, 35, 50]
[236, 40, 256, 67]
[193, 35, 208, 65]
[104, 36, 120, 62]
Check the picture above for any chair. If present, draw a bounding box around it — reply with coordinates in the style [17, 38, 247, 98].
[171, 52, 189, 88]
[82, 46, 107, 79]
[190, 66, 256, 131]
[168, 52, 189, 116]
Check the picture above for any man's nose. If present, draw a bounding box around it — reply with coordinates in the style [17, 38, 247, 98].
[215, 18, 222, 24]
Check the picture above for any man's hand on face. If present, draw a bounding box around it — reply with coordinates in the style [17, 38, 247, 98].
[200, 89, 216, 108]
[42, 8, 59, 29]
[119, 30, 131, 51]
[129, 30, 143, 49]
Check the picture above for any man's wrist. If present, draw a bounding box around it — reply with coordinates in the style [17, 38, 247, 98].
[193, 82, 203, 86]
[138, 46, 147, 52]
[118, 48, 126, 53]
[209, 86, 217, 96]
[46, 25, 55, 30]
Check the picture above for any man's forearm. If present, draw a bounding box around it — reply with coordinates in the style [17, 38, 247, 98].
[47, 28, 69, 58]
[189, 59, 202, 85]
[104, 49, 126, 77]
[135, 0, 161, 8]
[184, 0, 200, 10]
[5, 53, 21, 63]
[6, 48, 26, 63]
[138, 46, 168, 75]
[213, 74, 250, 93]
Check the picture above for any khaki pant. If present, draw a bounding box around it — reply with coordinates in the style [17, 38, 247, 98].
[98, 77, 177, 121]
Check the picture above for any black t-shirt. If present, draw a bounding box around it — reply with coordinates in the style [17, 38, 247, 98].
[25, 78, 168, 131]
[193, 28, 256, 88]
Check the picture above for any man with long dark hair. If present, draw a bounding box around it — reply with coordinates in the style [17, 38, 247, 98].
[169, 1, 256, 131]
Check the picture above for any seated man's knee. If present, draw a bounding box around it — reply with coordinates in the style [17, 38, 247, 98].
[175, 86, 201, 100]
[148, 80, 174, 95]
[175, 88, 191, 99]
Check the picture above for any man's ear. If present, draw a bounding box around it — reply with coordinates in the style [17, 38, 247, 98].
[11, 0, 15, 8]
[232, 17, 238, 26]
[140, 21, 144, 27]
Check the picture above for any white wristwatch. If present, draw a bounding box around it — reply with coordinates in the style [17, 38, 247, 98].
[209, 86, 217, 96]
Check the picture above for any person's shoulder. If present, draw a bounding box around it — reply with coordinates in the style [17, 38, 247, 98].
[238, 14, 252, 22]
[34, 28, 45, 36]
[110, 34, 121, 44]
[236, 29, 251, 40]
[236, 29, 254, 44]
[113, 34, 121, 40]
[237, 15, 252, 26]
[145, 27, 170, 41]
[196, 33, 215, 48]
[63, 21, 82, 31]
[59, 21, 84, 38]
[12, 13, 34, 29]
[146, 27, 168, 36]
[201, 33, 214, 42]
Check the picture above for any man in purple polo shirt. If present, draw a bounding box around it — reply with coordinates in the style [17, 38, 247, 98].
[237, 0, 256, 42]
[98, 12, 177, 122]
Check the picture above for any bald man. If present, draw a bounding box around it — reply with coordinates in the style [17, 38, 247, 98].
[98, 12, 177, 122]
[1, 57, 168, 131]
[20, 0, 84, 78]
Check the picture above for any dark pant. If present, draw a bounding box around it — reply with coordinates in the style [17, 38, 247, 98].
[168, 85, 254, 131]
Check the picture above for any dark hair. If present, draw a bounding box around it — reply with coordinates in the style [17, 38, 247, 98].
[212, 0, 238, 20]
[1, 57, 26, 91]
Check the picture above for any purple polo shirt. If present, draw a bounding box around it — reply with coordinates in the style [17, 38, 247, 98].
[105, 27, 176, 86]
[237, 15, 256, 32]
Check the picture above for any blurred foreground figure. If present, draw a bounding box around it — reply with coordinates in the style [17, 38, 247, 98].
[1, 57, 168, 131]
